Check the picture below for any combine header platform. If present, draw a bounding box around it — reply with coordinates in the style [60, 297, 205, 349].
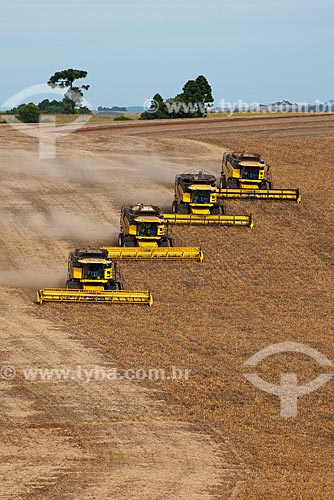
[216, 187, 300, 203]
[163, 213, 254, 228]
[101, 246, 204, 261]
[37, 289, 153, 306]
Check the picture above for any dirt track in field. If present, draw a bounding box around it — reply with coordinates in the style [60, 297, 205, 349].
[0, 115, 333, 499]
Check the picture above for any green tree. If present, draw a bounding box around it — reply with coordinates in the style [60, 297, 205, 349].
[180, 75, 214, 117]
[17, 103, 41, 123]
[195, 75, 214, 106]
[139, 94, 169, 120]
[48, 69, 90, 114]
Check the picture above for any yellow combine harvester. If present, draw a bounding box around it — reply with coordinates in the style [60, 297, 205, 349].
[167, 171, 253, 228]
[102, 204, 204, 261]
[118, 204, 172, 247]
[218, 151, 301, 203]
[37, 248, 153, 306]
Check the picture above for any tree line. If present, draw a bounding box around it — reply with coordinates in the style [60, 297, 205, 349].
[3, 69, 214, 122]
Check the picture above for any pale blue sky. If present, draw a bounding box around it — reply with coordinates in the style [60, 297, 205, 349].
[1, 0, 333, 107]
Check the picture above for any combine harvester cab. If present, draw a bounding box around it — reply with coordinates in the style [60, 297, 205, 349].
[102, 204, 204, 261]
[218, 152, 301, 203]
[37, 248, 153, 306]
[163, 171, 253, 228]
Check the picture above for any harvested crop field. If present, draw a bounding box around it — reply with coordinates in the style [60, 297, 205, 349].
[0, 114, 333, 500]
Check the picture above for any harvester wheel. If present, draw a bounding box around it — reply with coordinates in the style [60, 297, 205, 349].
[172, 200, 178, 213]
[168, 237, 174, 247]
[177, 203, 189, 214]
[105, 282, 117, 291]
[210, 205, 223, 215]
[159, 240, 169, 247]
[116, 281, 124, 291]
[118, 233, 125, 247]
[220, 175, 227, 189]
[124, 236, 136, 247]
[227, 179, 238, 189]
[66, 280, 81, 289]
